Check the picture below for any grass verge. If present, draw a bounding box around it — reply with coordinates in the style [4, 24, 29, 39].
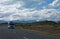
[23, 29, 60, 37]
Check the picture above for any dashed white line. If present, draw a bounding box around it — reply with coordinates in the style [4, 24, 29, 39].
[24, 37, 29, 39]
[24, 33, 28, 35]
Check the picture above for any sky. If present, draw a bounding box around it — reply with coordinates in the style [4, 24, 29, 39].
[0, 0, 60, 22]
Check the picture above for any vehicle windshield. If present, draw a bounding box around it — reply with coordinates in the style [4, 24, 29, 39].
[9, 22, 14, 25]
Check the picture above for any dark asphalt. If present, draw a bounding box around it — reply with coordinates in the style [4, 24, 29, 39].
[0, 26, 60, 39]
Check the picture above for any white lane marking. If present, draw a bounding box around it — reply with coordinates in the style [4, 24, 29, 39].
[24, 33, 28, 35]
[24, 37, 29, 39]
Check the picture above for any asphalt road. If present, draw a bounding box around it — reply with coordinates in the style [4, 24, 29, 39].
[0, 26, 60, 39]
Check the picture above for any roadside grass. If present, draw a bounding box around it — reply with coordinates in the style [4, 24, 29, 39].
[23, 29, 60, 37]
[0, 24, 8, 26]
[16, 26, 60, 37]
[16, 24, 60, 37]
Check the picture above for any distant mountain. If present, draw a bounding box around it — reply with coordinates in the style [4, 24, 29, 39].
[0, 20, 7, 23]
[0, 20, 60, 24]
[12, 20, 37, 23]
[36, 21, 57, 25]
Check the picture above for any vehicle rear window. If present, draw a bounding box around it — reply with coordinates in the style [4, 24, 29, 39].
[9, 22, 14, 25]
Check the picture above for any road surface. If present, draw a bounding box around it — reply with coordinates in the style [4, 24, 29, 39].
[0, 26, 60, 39]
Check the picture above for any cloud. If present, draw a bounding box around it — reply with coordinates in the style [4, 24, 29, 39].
[49, 0, 60, 9]
[2, 9, 60, 21]
[49, 0, 59, 6]
[0, 0, 24, 16]
[39, 9, 60, 21]
[0, 0, 9, 3]
[0, 0, 60, 22]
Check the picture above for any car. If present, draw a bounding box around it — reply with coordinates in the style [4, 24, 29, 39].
[8, 21, 15, 29]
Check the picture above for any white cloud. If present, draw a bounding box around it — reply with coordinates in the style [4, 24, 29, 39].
[0, 0, 9, 3]
[0, 0, 60, 22]
[0, 0, 24, 15]
[49, 0, 60, 7]
[0, 8, 60, 21]
[0, 1, 23, 13]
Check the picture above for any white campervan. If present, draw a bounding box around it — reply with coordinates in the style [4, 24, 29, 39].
[8, 21, 15, 29]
